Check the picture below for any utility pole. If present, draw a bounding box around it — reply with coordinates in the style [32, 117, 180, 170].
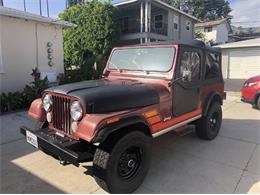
[39, 0, 42, 16]
[46, 0, 49, 17]
[23, 0, 26, 11]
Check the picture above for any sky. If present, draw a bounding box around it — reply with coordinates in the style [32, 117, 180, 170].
[2, 0, 260, 27]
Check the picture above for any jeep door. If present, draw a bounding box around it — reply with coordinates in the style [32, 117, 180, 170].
[172, 46, 203, 116]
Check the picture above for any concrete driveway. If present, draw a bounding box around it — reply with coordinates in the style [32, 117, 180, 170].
[1, 95, 260, 193]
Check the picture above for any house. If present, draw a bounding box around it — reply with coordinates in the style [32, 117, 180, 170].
[0, 6, 75, 93]
[195, 18, 232, 45]
[114, 0, 199, 44]
[217, 38, 260, 79]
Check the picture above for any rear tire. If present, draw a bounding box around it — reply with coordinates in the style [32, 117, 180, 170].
[195, 102, 222, 140]
[93, 131, 151, 193]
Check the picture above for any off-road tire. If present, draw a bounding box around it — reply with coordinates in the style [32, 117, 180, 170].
[195, 102, 222, 140]
[92, 131, 151, 193]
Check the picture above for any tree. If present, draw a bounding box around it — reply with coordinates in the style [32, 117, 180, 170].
[161, 0, 232, 21]
[59, 0, 120, 81]
[203, 0, 232, 20]
[67, 0, 84, 7]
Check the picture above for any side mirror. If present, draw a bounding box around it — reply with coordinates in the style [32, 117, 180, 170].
[182, 70, 192, 82]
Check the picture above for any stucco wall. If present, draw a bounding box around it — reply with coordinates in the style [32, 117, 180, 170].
[196, 26, 217, 43]
[0, 15, 64, 93]
[167, 10, 182, 41]
[118, 3, 195, 43]
[216, 23, 228, 44]
[179, 15, 193, 40]
[196, 23, 228, 44]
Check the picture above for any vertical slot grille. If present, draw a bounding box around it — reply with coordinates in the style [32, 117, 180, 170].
[52, 95, 72, 134]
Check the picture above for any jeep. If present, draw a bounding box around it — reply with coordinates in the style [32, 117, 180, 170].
[21, 40, 226, 193]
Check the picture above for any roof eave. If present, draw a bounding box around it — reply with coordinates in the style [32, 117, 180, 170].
[114, 0, 200, 22]
[0, 6, 76, 28]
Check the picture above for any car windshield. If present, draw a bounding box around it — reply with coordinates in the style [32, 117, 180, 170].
[108, 47, 175, 72]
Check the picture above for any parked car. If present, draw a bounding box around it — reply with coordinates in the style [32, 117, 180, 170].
[20, 40, 226, 193]
[241, 75, 260, 109]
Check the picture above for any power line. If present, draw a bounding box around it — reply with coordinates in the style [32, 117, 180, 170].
[232, 21, 260, 24]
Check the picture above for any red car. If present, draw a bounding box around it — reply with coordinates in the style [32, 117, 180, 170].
[241, 75, 260, 109]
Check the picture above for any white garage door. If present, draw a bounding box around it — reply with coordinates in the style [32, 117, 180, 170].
[229, 48, 260, 79]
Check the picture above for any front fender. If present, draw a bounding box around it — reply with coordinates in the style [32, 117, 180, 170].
[92, 115, 150, 143]
[28, 99, 46, 121]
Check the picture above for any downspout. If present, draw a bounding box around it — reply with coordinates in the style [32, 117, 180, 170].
[35, 23, 39, 69]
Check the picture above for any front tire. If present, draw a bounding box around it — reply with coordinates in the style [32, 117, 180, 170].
[93, 131, 151, 193]
[195, 102, 222, 140]
[256, 96, 260, 109]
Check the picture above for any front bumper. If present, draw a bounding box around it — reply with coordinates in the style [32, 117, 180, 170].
[20, 126, 94, 167]
[241, 96, 253, 104]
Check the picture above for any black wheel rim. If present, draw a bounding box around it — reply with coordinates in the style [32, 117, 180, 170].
[117, 146, 141, 180]
[209, 111, 219, 131]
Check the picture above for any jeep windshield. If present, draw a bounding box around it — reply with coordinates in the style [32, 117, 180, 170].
[108, 47, 175, 72]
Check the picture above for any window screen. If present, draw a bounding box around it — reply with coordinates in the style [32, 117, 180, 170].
[204, 26, 213, 32]
[186, 21, 191, 31]
[154, 15, 163, 28]
[180, 51, 201, 81]
[205, 52, 220, 79]
[173, 15, 179, 30]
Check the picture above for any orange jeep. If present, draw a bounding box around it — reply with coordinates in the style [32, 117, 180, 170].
[21, 40, 225, 193]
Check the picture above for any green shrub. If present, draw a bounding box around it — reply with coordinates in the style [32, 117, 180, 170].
[23, 68, 49, 104]
[0, 68, 49, 113]
[0, 92, 27, 113]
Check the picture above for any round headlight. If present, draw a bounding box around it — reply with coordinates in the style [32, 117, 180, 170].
[43, 95, 52, 112]
[70, 101, 83, 121]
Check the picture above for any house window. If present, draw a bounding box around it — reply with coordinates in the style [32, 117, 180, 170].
[173, 15, 179, 30]
[204, 26, 213, 32]
[122, 17, 129, 33]
[186, 21, 191, 31]
[154, 15, 163, 29]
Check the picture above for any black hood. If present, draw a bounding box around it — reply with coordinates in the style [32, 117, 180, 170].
[45, 79, 160, 114]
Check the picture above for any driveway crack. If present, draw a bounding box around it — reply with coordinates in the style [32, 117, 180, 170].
[233, 144, 258, 193]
